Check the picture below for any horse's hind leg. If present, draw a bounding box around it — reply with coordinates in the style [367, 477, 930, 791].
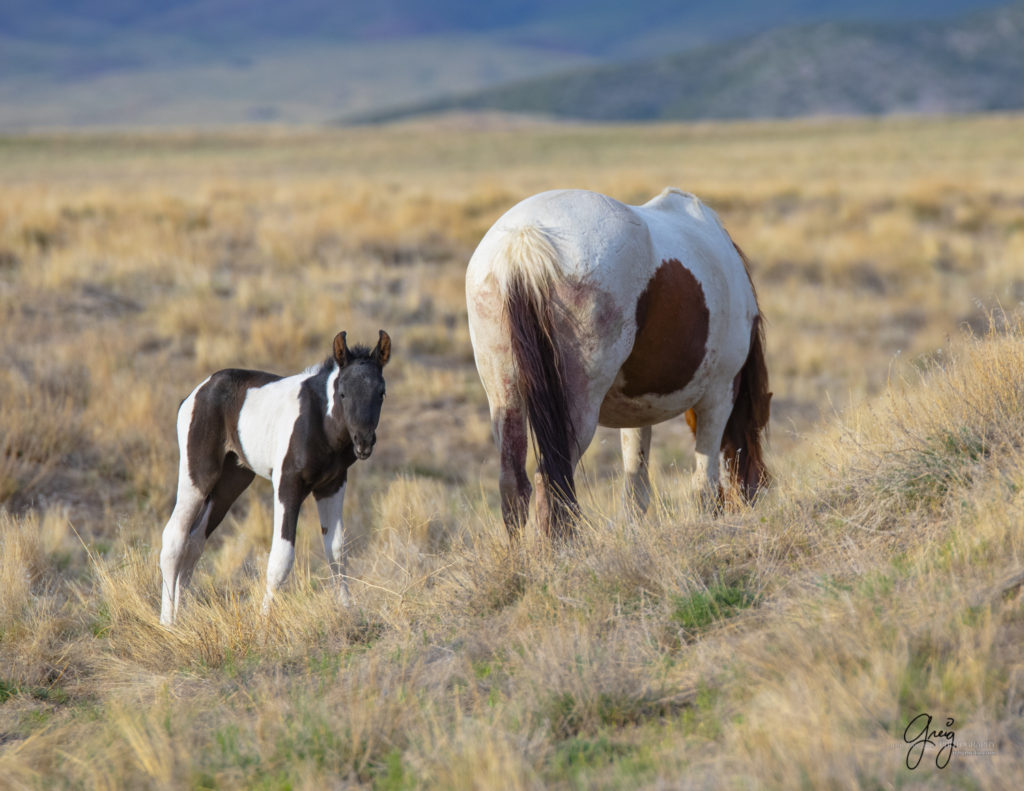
[621, 426, 652, 521]
[160, 482, 212, 626]
[493, 406, 531, 539]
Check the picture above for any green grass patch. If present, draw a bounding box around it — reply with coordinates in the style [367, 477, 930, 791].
[676, 682, 722, 740]
[878, 427, 990, 511]
[0, 680, 70, 706]
[547, 734, 635, 784]
[371, 748, 416, 791]
[670, 582, 759, 633]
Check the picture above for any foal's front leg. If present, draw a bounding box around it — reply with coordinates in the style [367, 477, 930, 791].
[315, 483, 351, 606]
[262, 473, 304, 615]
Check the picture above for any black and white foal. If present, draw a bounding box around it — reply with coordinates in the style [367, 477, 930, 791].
[159, 330, 391, 625]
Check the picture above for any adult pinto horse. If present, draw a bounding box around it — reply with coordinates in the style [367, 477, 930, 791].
[466, 188, 770, 540]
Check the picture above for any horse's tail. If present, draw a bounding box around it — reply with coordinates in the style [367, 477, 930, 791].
[722, 244, 772, 503]
[497, 225, 578, 537]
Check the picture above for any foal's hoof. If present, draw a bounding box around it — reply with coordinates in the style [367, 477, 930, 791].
[337, 586, 352, 608]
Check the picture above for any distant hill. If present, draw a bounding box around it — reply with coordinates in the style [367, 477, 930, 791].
[0, 0, 1013, 128]
[363, 2, 1024, 123]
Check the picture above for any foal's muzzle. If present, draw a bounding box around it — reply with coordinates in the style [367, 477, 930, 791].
[354, 433, 375, 460]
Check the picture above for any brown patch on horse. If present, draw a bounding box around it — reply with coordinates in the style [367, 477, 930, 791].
[621, 259, 709, 397]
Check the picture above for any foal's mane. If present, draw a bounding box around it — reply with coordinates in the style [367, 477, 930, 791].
[340, 344, 374, 362]
[306, 344, 376, 377]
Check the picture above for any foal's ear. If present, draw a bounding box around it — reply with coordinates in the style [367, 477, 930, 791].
[333, 331, 349, 367]
[373, 330, 391, 368]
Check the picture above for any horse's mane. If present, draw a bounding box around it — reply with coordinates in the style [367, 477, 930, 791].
[729, 236, 760, 304]
[721, 240, 771, 502]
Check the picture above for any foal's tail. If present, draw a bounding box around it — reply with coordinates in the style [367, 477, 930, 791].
[722, 245, 772, 503]
[498, 225, 579, 538]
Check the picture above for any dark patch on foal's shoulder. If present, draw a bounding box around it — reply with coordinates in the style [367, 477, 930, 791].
[620, 258, 709, 397]
[186, 369, 280, 490]
[280, 362, 354, 504]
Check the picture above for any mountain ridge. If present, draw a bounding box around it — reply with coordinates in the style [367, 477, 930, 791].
[0, 1, 1015, 128]
[359, 2, 1024, 123]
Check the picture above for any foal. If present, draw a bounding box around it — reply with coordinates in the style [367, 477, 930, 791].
[159, 330, 391, 625]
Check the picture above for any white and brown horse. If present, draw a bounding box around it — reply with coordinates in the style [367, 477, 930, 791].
[159, 330, 391, 625]
[466, 188, 770, 540]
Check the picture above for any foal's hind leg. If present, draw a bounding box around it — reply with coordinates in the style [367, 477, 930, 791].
[177, 457, 256, 591]
[621, 426, 652, 521]
[160, 482, 212, 626]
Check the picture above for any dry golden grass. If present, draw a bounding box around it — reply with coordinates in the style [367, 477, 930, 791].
[1, 114, 1023, 788]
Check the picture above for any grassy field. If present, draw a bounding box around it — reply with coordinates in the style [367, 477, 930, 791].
[1, 114, 1023, 788]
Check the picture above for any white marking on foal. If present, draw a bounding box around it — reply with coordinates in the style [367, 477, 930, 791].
[236, 375, 304, 479]
[261, 476, 297, 615]
[160, 379, 211, 626]
[324, 364, 340, 420]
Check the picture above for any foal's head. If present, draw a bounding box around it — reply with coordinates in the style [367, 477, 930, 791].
[331, 330, 391, 459]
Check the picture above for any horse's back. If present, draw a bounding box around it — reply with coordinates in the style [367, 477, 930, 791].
[643, 188, 756, 313]
[634, 189, 749, 288]
[597, 189, 759, 425]
[468, 188, 743, 291]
